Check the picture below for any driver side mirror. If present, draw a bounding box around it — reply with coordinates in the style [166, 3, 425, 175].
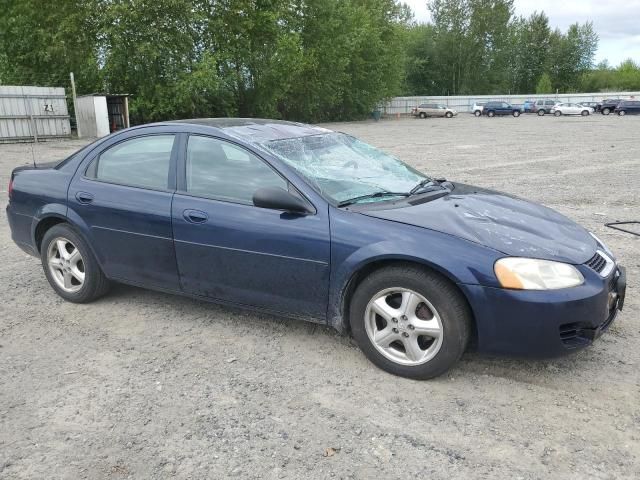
[253, 187, 314, 214]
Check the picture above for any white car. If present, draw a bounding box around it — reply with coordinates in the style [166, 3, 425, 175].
[551, 103, 594, 117]
[472, 102, 485, 116]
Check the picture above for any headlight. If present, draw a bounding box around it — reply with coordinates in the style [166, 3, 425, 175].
[494, 258, 584, 290]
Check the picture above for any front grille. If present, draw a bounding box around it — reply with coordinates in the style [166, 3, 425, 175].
[584, 250, 615, 277]
[586, 252, 607, 273]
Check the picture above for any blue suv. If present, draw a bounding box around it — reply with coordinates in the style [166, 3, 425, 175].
[482, 101, 522, 117]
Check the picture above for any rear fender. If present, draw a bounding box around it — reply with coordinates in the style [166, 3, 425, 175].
[31, 203, 68, 250]
[31, 207, 105, 271]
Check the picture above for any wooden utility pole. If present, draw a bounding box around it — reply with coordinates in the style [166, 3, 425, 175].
[70, 72, 81, 138]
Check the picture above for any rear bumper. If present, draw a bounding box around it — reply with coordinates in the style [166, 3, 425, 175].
[461, 266, 626, 358]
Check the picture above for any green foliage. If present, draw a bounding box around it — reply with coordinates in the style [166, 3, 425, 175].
[404, 2, 600, 95]
[581, 59, 640, 92]
[0, 0, 102, 91]
[535, 72, 553, 93]
[0, 0, 409, 123]
[0, 0, 631, 121]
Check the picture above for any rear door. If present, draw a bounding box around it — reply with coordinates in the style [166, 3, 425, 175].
[171, 134, 331, 319]
[68, 132, 181, 290]
[424, 104, 437, 116]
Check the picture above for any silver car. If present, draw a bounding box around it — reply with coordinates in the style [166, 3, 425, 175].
[551, 103, 594, 117]
[412, 103, 457, 118]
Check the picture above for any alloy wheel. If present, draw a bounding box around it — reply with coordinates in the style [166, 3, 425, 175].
[364, 288, 444, 366]
[47, 237, 85, 293]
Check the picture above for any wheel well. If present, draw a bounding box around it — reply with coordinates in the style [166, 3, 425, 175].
[340, 259, 478, 346]
[35, 217, 67, 252]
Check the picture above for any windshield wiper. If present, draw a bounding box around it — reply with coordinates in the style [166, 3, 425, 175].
[337, 191, 409, 208]
[409, 177, 447, 195]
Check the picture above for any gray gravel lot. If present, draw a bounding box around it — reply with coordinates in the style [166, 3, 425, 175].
[1, 114, 638, 479]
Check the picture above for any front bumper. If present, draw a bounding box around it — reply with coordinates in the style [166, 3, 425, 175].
[461, 265, 626, 357]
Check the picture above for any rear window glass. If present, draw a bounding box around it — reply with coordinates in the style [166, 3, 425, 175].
[86, 135, 175, 190]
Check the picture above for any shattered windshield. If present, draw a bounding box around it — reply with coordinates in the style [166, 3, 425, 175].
[262, 133, 429, 204]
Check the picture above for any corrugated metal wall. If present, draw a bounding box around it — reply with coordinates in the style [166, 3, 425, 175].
[0, 85, 71, 142]
[383, 91, 640, 115]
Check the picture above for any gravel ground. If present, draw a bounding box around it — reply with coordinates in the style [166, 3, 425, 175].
[1, 114, 638, 479]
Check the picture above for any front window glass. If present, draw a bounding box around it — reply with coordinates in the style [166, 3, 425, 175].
[186, 136, 287, 204]
[262, 133, 428, 204]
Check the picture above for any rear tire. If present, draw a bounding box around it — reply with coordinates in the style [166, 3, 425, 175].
[41, 224, 110, 303]
[602, 108, 611, 115]
[554, 111, 561, 117]
[350, 265, 471, 380]
[537, 110, 545, 116]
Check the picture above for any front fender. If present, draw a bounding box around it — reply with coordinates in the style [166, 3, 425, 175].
[327, 210, 504, 330]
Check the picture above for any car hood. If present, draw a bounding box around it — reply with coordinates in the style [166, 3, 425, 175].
[360, 183, 597, 264]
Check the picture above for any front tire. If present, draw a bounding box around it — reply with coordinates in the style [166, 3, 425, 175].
[581, 110, 589, 116]
[350, 265, 471, 379]
[41, 224, 110, 303]
[474, 110, 481, 117]
[618, 110, 626, 116]
[419, 112, 427, 119]
[445, 112, 453, 118]
[537, 110, 546, 116]
[487, 111, 495, 117]
[513, 110, 521, 117]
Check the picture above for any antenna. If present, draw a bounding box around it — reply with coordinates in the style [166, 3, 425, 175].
[31, 139, 36, 168]
[28, 115, 38, 168]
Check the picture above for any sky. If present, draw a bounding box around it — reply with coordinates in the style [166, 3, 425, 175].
[404, 0, 640, 66]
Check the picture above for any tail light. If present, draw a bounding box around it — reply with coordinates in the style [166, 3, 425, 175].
[8, 178, 13, 199]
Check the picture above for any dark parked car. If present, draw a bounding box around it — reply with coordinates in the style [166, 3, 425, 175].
[6, 119, 626, 379]
[614, 100, 640, 115]
[598, 99, 622, 115]
[482, 101, 522, 117]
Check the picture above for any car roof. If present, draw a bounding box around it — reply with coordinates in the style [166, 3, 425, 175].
[150, 118, 333, 143]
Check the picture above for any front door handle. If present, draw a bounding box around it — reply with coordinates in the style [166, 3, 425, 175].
[75, 191, 94, 204]
[183, 209, 208, 224]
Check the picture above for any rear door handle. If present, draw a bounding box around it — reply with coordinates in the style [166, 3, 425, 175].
[183, 209, 208, 224]
[75, 191, 94, 204]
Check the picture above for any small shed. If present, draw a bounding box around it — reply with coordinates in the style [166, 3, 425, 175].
[76, 94, 130, 138]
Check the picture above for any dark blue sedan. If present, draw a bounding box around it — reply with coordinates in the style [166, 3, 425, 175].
[6, 119, 626, 379]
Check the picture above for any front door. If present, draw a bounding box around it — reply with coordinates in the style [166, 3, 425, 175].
[68, 133, 180, 290]
[172, 135, 331, 319]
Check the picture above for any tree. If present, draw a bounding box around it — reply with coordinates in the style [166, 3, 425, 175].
[0, 0, 102, 91]
[509, 12, 551, 93]
[535, 72, 553, 93]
